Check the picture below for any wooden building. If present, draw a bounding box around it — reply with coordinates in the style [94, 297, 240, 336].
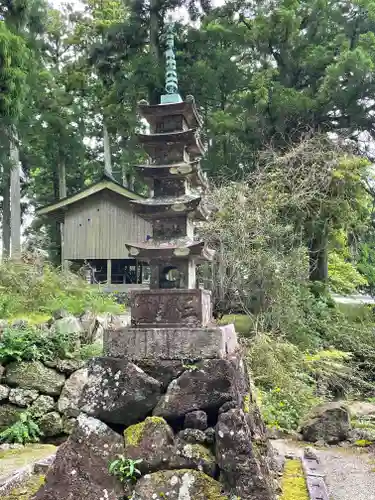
[37, 173, 152, 291]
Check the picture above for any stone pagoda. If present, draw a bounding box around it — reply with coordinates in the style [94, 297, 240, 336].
[105, 23, 237, 359]
[126, 24, 214, 330]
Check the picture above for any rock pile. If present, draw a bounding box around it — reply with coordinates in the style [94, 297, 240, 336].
[33, 350, 278, 500]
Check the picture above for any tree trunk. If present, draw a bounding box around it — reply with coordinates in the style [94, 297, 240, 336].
[103, 120, 112, 176]
[10, 130, 21, 260]
[2, 165, 11, 259]
[58, 159, 67, 271]
[308, 231, 328, 282]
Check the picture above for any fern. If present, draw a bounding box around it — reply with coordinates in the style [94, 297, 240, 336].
[0, 412, 43, 445]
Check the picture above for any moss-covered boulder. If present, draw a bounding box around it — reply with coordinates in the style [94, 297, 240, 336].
[169, 442, 216, 477]
[8, 388, 39, 407]
[123, 416, 175, 473]
[38, 412, 64, 438]
[300, 402, 351, 444]
[29, 396, 56, 418]
[131, 469, 227, 500]
[5, 362, 66, 397]
[0, 404, 23, 431]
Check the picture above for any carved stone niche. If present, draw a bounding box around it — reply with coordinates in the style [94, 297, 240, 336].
[129, 289, 212, 328]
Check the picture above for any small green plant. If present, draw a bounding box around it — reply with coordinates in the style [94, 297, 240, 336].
[108, 455, 142, 483]
[0, 326, 78, 363]
[182, 360, 199, 371]
[0, 412, 43, 444]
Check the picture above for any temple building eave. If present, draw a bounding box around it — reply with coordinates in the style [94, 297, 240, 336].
[138, 98, 203, 129]
[126, 239, 214, 261]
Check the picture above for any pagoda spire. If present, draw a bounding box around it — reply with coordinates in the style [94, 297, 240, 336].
[160, 22, 182, 105]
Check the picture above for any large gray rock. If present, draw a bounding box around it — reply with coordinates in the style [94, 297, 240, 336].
[52, 315, 83, 336]
[33, 414, 124, 500]
[58, 367, 88, 417]
[55, 359, 85, 375]
[29, 395, 56, 418]
[0, 404, 23, 431]
[153, 359, 238, 420]
[300, 402, 351, 443]
[137, 359, 184, 390]
[0, 384, 10, 401]
[123, 416, 175, 474]
[184, 410, 208, 430]
[8, 388, 39, 407]
[130, 469, 225, 500]
[216, 408, 275, 500]
[5, 361, 66, 396]
[80, 357, 162, 426]
[38, 412, 64, 437]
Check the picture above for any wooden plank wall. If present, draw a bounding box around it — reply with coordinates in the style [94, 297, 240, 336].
[64, 191, 152, 260]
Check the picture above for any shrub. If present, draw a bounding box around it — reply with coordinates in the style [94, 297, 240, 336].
[0, 326, 80, 363]
[0, 412, 42, 445]
[0, 259, 122, 319]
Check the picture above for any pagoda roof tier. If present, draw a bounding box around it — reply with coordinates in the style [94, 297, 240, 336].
[130, 194, 209, 220]
[134, 161, 208, 189]
[126, 238, 214, 262]
[138, 97, 203, 129]
[137, 129, 205, 159]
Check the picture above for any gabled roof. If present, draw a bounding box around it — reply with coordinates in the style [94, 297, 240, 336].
[37, 172, 142, 217]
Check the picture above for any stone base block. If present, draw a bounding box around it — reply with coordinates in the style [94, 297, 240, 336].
[130, 288, 212, 328]
[104, 324, 238, 361]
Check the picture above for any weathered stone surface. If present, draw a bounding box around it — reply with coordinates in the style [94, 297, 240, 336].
[300, 402, 351, 443]
[205, 427, 216, 445]
[0, 404, 23, 430]
[153, 359, 238, 420]
[62, 416, 77, 435]
[80, 357, 162, 426]
[33, 414, 124, 500]
[348, 401, 375, 419]
[137, 359, 184, 389]
[55, 359, 85, 375]
[105, 325, 238, 361]
[170, 442, 216, 477]
[216, 408, 275, 500]
[348, 427, 375, 444]
[52, 309, 69, 320]
[130, 469, 226, 500]
[130, 288, 212, 328]
[0, 364, 5, 379]
[8, 388, 39, 407]
[0, 384, 10, 401]
[38, 412, 64, 437]
[58, 367, 88, 417]
[177, 428, 207, 445]
[5, 361, 66, 396]
[123, 416, 175, 473]
[52, 316, 82, 336]
[184, 410, 208, 430]
[29, 395, 56, 418]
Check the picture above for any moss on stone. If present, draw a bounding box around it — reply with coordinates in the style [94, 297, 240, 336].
[355, 439, 373, 447]
[137, 469, 228, 499]
[2, 474, 45, 499]
[243, 393, 250, 414]
[281, 459, 309, 500]
[123, 416, 167, 447]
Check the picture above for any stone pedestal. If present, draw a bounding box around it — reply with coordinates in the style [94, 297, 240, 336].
[104, 324, 237, 361]
[129, 288, 212, 328]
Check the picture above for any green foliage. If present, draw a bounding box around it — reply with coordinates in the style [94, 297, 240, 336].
[0, 260, 121, 319]
[108, 455, 142, 483]
[0, 412, 42, 445]
[0, 326, 79, 364]
[329, 252, 368, 294]
[78, 343, 103, 360]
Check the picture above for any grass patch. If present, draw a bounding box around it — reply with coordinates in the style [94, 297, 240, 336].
[219, 314, 252, 335]
[281, 459, 309, 500]
[0, 444, 56, 479]
[3, 474, 45, 499]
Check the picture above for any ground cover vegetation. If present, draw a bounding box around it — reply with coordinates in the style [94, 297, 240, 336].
[1, 0, 375, 431]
